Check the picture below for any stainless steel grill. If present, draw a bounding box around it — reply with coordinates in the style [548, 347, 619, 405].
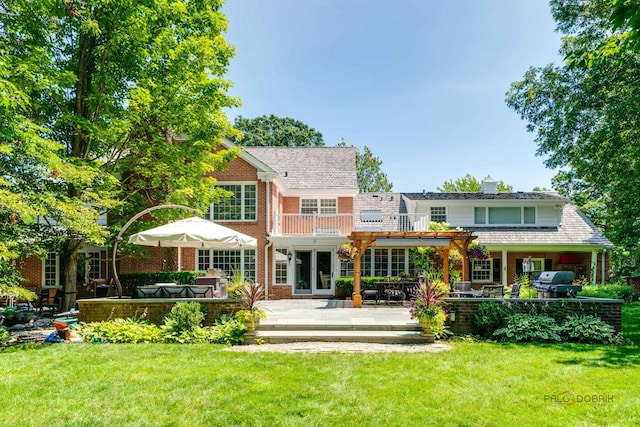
[533, 271, 581, 298]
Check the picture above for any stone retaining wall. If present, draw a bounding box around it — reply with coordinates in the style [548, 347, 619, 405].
[446, 297, 623, 335]
[77, 298, 242, 326]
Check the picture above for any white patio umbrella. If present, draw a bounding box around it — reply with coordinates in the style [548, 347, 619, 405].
[128, 216, 257, 249]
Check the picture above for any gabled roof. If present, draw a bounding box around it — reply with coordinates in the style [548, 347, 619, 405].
[244, 146, 357, 190]
[468, 205, 613, 248]
[403, 191, 568, 201]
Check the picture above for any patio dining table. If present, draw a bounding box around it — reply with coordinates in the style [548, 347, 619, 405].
[135, 284, 219, 299]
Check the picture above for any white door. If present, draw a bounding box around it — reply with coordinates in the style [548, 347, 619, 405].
[293, 249, 333, 296]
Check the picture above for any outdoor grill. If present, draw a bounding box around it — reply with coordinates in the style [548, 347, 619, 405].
[533, 271, 581, 298]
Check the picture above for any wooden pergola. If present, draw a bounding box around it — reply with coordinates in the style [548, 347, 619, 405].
[348, 230, 478, 308]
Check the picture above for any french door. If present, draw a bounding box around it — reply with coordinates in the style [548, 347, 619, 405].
[294, 249, 333, 295]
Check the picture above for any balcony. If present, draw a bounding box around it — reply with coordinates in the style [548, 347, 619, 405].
[272, 213, 430, 236]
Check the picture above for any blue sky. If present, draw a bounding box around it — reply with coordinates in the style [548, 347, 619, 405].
[222, 1, 563, 192]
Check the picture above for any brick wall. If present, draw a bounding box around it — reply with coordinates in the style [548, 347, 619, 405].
[17, 257, 42, 289]
[338, 197, 353, 214]
[77, 298, 242, 326]
[446, 297, 623, 334]
[283, 197, 299, 214]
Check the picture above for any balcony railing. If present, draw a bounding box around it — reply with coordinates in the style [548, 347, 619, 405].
[272, 213, 430, 236]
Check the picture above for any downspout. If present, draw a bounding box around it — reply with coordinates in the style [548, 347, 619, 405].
[264, 181, 271, 300]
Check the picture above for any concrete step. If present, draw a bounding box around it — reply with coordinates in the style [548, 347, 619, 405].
[258, 322, 421, 332]
[249, 329, 434, 344]
[247, 320, 433, 344]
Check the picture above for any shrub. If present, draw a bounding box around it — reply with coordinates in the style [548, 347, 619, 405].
[212, 315, 247, 345]
[162, 301, 211, 343]
[561, 314, 615, 344]
[578, 284, 636, 302]
[474, 301, 512, 338]
[0, 327, 10, 345]
[163, 301, 205, 333]
[77, 318, 164, 344]
[335, 278, 353, 298]
[493, 313, 562, 343]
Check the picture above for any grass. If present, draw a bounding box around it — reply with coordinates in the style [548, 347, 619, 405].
[1, 303, 639, 427]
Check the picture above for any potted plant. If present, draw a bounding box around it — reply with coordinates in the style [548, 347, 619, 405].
[337, 243, 358, 263]
[467, 243, 490, 260]
[409, 277, 448, 339]
[235, 280, 266, 331]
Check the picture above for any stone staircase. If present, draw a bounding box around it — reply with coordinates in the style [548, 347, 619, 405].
[246, 321, 434, 344]
[244, 299, 435, 345]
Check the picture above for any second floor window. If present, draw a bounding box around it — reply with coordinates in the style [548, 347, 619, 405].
[430, 206, 447, 223]
[474, 206, 536, 225]
[210, 183, 257, 221]
[301, 199, 337, 215]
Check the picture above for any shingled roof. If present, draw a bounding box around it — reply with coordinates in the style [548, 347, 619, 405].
[245, 146, 357, 190]
[468, 204, 613, 247]
[403, 192, 568, 201]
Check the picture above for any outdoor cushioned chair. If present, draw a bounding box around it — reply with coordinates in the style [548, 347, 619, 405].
[38, 288, 61, 316]
[362, 283, 379, 304]
[481, 285, 504, 298]
[136, 286, 163, 298]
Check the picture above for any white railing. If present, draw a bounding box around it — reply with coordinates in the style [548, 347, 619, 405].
[273, 214, 353, 236]
[272, 213, 430, 236]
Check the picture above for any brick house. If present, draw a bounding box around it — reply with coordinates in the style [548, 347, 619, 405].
[17, 142, 613, 298]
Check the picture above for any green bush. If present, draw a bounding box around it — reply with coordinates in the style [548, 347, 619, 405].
[335, 278, 353, 297]
[162, 301, 210, 343]
[0, 327, 10, 345]
[474, 301, 512, 338]
[493, 313, 562, 343]
[77, 318, 164, 343]
[578, 284, 636, 302]
[561, 314, 615, 343]
[212, 315, 247, 345]
[163, 301, 205, 333]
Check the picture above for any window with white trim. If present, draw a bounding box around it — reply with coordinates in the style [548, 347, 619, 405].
[471, 259, 493, 283]
[474, 207, 537, 225]
[341, 248, 408, 277]
[300, 199, 337, 215]
[43, 252, 59, 287]
[430, 206, 447, 223]
[197, 249, 256, 281]
[208, 183, 257, 221]
[87, 252, 102, 280]
[274, 248, 288, 285]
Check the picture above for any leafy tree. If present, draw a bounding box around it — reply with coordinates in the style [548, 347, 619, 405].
[354, 145, 393, 192]
[232, 115, 324, 146]
[438, 174, 512, 192]
[336, 141, 393, 192]
[505, 0, 640, 274]
[1, 0, 238, 309]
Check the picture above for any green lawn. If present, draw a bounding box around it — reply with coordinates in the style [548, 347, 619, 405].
[1, 303, 639, 427]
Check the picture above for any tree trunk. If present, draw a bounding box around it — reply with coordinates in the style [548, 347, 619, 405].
[61, 238, 84, 312]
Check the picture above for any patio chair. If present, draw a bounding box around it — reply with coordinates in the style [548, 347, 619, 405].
[384, 282, 405, 304]
[136, 286, 162, 298]
[161, 286, 187, 298]
[38, 288, 61, 316]
[504, 283, 521, 299]
[362, 283, 379, 304]
[404, 282, 420, 301]
[481, 285, 504, 298]
[186, 286, 213, 298]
